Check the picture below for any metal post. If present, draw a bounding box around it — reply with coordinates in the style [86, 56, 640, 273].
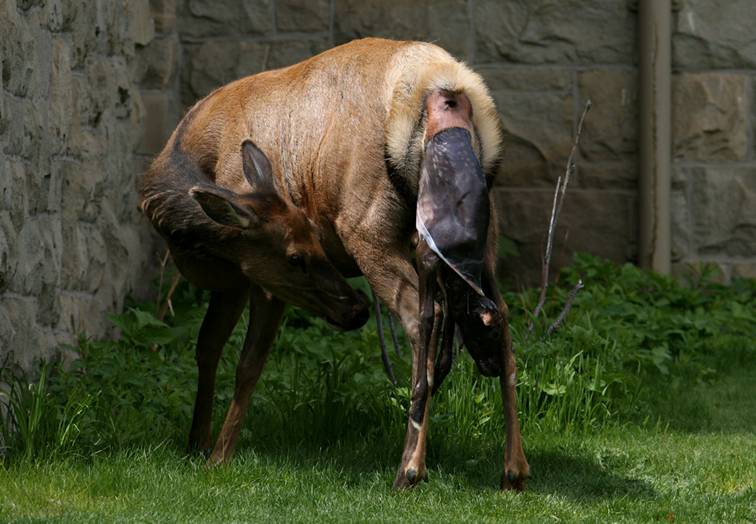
[638, 0, 672, 274]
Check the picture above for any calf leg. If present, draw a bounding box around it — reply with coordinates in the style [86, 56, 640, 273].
[431, 307, 455, 396]
[208, 285, 285, 465]
[189, 288, 250, 452]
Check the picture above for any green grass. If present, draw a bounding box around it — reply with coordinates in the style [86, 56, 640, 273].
[1, 255, 754, 522]
[0, 427, 752, 522]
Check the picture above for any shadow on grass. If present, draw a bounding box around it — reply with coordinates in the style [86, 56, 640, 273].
[231, 426, 656, 501]
[525, 448, 655, 501]
[642, 360, 756, 436]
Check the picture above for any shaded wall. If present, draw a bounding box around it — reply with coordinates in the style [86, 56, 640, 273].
[669, 0, 756, 281]
[0, 0, 175, 367]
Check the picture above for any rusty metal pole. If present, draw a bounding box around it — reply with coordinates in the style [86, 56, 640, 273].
[638, 0, 671, 274]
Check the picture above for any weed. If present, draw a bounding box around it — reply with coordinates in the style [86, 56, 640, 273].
[0, 362, 92, 461]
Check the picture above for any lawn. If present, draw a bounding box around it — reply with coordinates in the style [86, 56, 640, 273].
[1, 255, 754, 522]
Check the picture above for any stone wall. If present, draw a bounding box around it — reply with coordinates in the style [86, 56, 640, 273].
[0, 0, 175, 368]
[1, 0, 754, 366]
[671, 0, 756, 280]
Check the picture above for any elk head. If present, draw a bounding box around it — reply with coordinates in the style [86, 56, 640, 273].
[189, 140, 369, 330]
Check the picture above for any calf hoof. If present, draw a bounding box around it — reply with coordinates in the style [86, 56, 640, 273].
[189, 446, 212, 459]
[187, 437, 213, 457]
[206, 449, 232, 468]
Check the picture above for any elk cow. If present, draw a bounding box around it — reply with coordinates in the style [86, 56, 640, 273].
[139, 37, 529, 490]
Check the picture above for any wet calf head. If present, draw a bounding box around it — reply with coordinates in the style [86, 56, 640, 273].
[444, 270, 503, 377]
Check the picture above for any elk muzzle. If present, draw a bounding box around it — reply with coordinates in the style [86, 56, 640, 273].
[324, 288, 370, 331]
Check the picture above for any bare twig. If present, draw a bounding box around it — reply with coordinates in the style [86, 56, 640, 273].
[531, 177, 562, 325]
[372, 288, 397, 385]
[156, 273, 181, 321]
[261, 44, 271, 72]
[148, 251, 177, 352]
[545, 279, 584, 336]
[155, 249, 170, 312]
[529, 99, 591, 332]
[151, 268, 181, 352]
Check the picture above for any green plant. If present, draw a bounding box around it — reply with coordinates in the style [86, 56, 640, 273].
[0, 255, 753, 521]
[0, 361, 92, 462]
[509, 253, 755, 427]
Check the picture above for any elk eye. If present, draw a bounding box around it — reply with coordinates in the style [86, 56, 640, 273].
[287, 254, 306, 271]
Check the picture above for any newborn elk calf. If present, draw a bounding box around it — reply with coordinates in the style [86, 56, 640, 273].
[139, 38, 528, 490]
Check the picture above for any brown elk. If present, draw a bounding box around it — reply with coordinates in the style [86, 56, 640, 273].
[139, 37, 529, 490]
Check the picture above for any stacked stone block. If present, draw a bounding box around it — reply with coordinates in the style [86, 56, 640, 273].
[135, 0, 182, 159]
[0, 0, 162, 367]
[176, 0, 644, 287]
[671, 0, 756, 280]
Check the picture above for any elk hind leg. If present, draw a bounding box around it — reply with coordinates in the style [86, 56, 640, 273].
[483, 262, 529, 490]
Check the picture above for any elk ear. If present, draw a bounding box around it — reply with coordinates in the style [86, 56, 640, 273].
[241, 139, 276, 193]
[190, 186, 257, 229]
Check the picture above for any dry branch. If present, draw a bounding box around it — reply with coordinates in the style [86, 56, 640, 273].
[155, 250, 170, 313]
[546, 279, 584, 336]
[529, 99, 591, 333]
[156, 273, 181, 321]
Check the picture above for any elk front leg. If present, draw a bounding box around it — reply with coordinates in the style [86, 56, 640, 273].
[208, 286, 285, 465]
[483, 269, 529, 491]
[189, 287, 250, 452]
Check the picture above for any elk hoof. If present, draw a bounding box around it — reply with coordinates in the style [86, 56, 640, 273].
[500, 468, 528, 492]
[406, 468, 418, 483]
[393, 465, 427, 489]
